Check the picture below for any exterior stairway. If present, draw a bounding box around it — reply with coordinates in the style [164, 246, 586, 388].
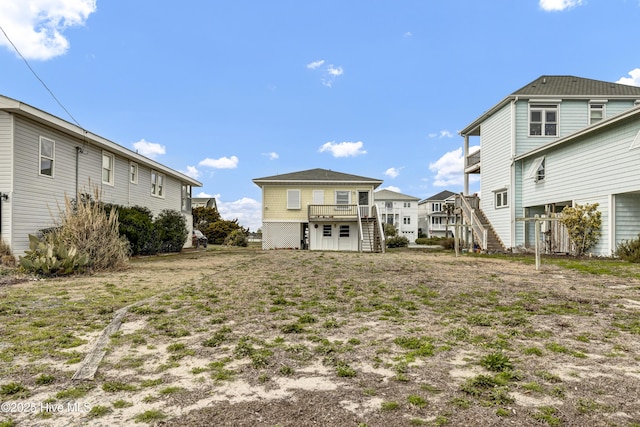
[360, 217, 384, 253]
[456, 195, 506, 253]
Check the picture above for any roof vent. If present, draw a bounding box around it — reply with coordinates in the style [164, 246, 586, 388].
[542, 78, 546, 84]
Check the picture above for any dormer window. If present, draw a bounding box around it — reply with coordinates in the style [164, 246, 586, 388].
[529, 105, 558, 136]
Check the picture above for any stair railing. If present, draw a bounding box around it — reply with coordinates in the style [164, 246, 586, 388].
[457, 194, 487, 251]
[372, 204, 386, 253]
[357, 204, 364, 253]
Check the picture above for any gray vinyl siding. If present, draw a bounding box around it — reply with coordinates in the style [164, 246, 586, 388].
[614, 193, 640, 246]
[10, 115, 191, 255]
[479, 105, 513, 246]
[0, 112, 13, 245]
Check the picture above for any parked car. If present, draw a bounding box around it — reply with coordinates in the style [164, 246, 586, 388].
[192, 229, 207, 248]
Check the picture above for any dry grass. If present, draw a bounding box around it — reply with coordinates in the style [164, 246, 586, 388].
[1, 248, 640, 426]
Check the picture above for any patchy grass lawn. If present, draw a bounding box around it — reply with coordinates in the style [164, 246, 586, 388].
[1, 248, 640, 426]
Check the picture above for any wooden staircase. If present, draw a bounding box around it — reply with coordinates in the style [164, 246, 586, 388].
[456, 195, 506, 253]
[360, 217, 384, 253]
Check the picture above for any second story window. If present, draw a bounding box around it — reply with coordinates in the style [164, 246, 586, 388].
[403, 216, 411, 224]
[130, 162, 138, 184]
[336, 191, 350, 209]
[495, 189, 508, 208]
[529, 105, 558, 136]
[39, 137, 55, 177]
[287, 189, 300, 209]
[102, 152, 115, 185]
[432, 203, 441, 212]
[403, 202, 411, 208]
[181, 184, 192, 211]
[589, 102, 606, 125]
[385, 201, 393, 209]
[151, 170, 165, 197]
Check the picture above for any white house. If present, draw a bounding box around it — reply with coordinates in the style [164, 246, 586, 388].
[373, 189, 420, 241]
[417, 190, 455, 238]
[0, 95, 202, 256]
[459, 75, 640, 255]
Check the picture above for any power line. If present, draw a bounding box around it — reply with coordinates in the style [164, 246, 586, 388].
[0, 24, 84, 130]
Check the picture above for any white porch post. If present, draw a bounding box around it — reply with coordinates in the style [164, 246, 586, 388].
[463, 134, 470, 196]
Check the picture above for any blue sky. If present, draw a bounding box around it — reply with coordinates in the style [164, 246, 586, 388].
[1, 0, 639, 231]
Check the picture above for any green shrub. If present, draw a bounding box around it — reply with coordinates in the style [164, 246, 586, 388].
[205, 219, 248, 245]
[154, 209, 188, 253]
[224, 229, 248, 247]
[19, 234, 90, 276]
[560, 203, 602, 256]
[386, 236, 409, 248]
[616, 233, 640, 263]
[114, 206, 160, 255]
[383, 223, 397, 237]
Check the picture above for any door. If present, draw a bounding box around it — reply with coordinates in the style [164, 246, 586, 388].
[358, 191, 369, 217]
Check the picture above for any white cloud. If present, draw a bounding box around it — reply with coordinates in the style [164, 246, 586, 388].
[384, 167, 402, 178]
[616, 68, 640, 87]
[216, 196, 262, 232]
[403, 31, 413, 38]
[539, 0, 583, 11]
[380, 185, 401, 193]
[319, 141, 366, 158]
[198, 156, 239, 169]
[306, 60, 325, 70]
[262, 152, 279, 160]
[182, 166, 200, 179]
[132, 139, 166, 159]
[307, 59, 344, 87]
[429, 130, 454, 139]
[429, 146, 480, 187]
[0, 0, 96, 60]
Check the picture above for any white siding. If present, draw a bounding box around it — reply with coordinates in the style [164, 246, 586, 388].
[480, 105, 513, 246]
[0, 112, 13, 248]
[614, 193, 640, 247]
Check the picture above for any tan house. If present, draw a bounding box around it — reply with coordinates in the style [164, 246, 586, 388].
[253, 168, 385, 252]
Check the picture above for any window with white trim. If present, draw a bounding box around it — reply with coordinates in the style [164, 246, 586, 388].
[529, 105, 558, 136]
[323, 225, 332, 237]
[526, 156, 546, 182]
[102, 152, 115, 185]
[336, 190, 350, 209]
[151, 170, 165, 197]
[589, 102, 605, 125]
[385, 201, 393, 209]
[181, 184, 192, 211]
[403, 216, 411, 225]
[403, 202, 411, 208]
[287, 189, 301, 209]
[130, 162, 138, 184]
[431, 202, 441, 212]
[339, 225, 349, 237]
[495, 189, 508, 208]
[39, 137, 54, 177]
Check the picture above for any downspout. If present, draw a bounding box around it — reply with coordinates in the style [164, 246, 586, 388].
[75, 146, 84, 198]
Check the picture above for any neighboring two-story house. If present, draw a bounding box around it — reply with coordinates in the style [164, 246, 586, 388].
[417, 190, 455, 238]
[373, 189, 420, 241]
[0, 95, 202, 256]
[459, 75, 640, 255]
[253, 168, 384, 252]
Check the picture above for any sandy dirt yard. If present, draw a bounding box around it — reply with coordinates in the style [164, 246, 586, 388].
[0, 248, 639, 427]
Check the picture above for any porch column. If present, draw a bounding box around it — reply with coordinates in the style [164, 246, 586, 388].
[463, 134, 469, 196]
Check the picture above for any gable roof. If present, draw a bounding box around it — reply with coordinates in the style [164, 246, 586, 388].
[253, 168, 383, 187]
[512, 75, 640, 97]
[418, 190, 456, 204]
[460, 75, 640, 136]
[0, 95, 202, 187]
[373, 189, 420, 201]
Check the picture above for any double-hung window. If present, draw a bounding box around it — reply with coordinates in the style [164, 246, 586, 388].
[495, 189, 508, 208]
[336, 190, 350, 209]
[181, 184, 192, 211]
[130, 162, 138, 184]
[529, 105, 558, 136]
[102, 152, 115, 185]
[403, 216, 411, 225]
[589, 101, 606, 125]
[39, 137, 55, 177]
[151, 170, 165, 197]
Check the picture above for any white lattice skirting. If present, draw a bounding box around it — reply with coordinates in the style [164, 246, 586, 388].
[262, 222, 302, 249]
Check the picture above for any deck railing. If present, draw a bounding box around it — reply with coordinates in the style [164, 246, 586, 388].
[308, 204, 359, 220]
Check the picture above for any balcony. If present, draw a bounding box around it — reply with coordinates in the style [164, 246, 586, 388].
[308, 204, 359, 221]
[465, 149, 481, 173]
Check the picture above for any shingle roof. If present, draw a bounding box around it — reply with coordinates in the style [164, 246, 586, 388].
[418, 190, 456, 204]
[512, 75, 640, 97]
[253, 168, 383, 185]
[373, 189, 420, 201]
